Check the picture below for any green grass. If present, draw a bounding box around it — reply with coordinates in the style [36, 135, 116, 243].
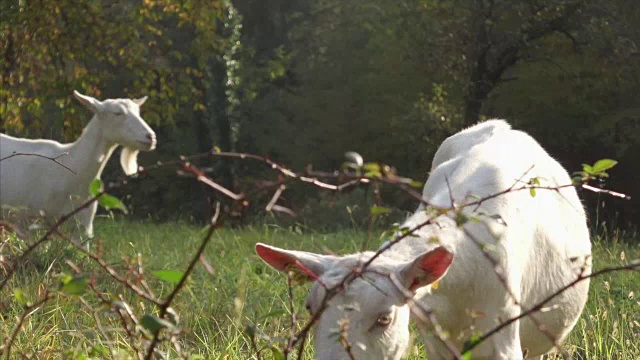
[557, 231, 640, 360]
[1, 219, 638, 359]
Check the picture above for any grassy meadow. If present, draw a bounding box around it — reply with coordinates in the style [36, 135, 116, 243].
[1, 218, 638, 359]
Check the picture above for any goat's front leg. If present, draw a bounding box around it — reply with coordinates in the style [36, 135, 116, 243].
[473, 305, 524, 360]
[72, 201, 97, 249]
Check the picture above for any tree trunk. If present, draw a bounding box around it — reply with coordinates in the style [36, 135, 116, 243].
[191, 104, 215, 222]
[463, 66, 492, 127]
[210, 57, 235, 192]
[463, 92, 484, 126]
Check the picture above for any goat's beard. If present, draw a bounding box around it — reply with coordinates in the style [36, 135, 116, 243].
[120, 147, 139, 175]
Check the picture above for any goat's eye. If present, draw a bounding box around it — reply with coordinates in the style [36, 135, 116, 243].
[113, 111, 124, 116]
[376, 314, 392, 326]
[305, 303, 312, 314]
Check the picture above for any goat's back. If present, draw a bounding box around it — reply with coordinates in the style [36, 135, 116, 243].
[430, 119, 512, 171]
[0, 134, 74, 216]
[406, 122, 591, 357]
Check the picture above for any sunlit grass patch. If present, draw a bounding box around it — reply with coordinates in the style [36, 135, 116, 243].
[1, 219, 638, 359]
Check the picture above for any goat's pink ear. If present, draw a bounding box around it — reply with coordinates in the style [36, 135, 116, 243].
[255, 243, 335, 281]
[133, 96, 148, 106]
[400, 246, 454, 292]
[73, 90, 103, 113]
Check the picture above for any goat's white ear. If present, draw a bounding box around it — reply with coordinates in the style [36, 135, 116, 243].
[133, 96, 148, 106]
[73, 90, 104, 113]
[256, 243, 336, 281]
[120, 147, 139, 175]
[399, 246, 453, 292]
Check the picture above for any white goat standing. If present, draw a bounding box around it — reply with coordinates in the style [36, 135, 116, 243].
[256, 120, 591, 360]
[0, 91, 156, 238]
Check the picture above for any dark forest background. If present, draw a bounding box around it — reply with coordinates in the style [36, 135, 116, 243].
[1, 0, 638, 232]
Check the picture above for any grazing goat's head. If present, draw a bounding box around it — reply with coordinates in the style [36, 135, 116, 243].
[255, 243, 453, 360]
[73, 90, 156, 175]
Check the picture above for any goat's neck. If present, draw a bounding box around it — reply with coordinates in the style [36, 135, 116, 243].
[66, 116, 117, 188]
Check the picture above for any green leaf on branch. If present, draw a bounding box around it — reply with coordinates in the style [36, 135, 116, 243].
[270, 347, 285, 360]
[364, 170, 382, 178]
[363, 163, 380, 171]
[13, 289, 29, 305]
[409, 180, 423, 189]
[60, 275, 88, 296]
[592, 159, 618, 173]
[98, 194, 128, 214]
[363, 162, 382, 178]
[529, 188, 536, 197]
[572, 175, 584, 185]
[581, 164, 594, 174]
[141, 314, 175, 333]
[461, 334, 482, 359]
[370, 205, 391, 216]
[89, 179, 103, 196]
[397, 226, 419, 237]
[153, 270, 184, 284]
[88, 344, 110, 357]
[581, 159, 618, 178]
[574, 158, 618, 183]
[455, 213, 469, 227]
[89, 178, 128, 214]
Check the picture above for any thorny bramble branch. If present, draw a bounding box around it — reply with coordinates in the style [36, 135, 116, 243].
[0, 149, 634, 359]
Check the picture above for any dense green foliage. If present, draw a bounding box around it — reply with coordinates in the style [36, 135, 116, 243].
[1, 0, 638, 227]
[1, 220, 638, 358]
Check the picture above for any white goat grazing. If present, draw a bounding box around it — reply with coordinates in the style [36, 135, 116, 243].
[256, 120, 591, 360]
[0, 91, 156, 237]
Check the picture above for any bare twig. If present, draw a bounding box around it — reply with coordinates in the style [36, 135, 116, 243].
[136, 252, 157, 300]
[284, 272, 298, 359]
[248, 328, 263, 360]
[0, 151, 77, 174]
[72, 240, 161, 305]
[89, 278, 144, 359]
[337, 317, 356, 360]
[582, 184, 630, 199]
[182, 162, 244, 200]
[0, 220, 26, 239]
[266, 185, 287, 213]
